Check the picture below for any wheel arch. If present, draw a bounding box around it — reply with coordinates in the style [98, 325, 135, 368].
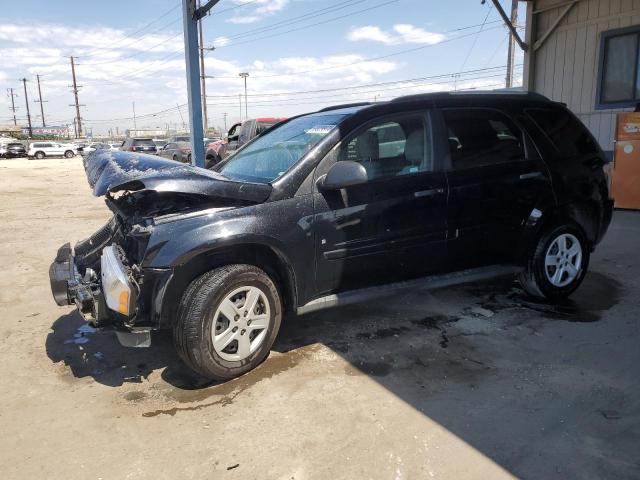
[517, 200, 601, 264]
[155, 243, 297, 328]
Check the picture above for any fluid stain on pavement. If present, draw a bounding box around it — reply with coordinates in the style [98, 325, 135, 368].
[470, 272, 622, 323]
[142, 345, 319, 417]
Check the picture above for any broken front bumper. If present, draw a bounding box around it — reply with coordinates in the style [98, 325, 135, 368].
[49, 242, 109, 325]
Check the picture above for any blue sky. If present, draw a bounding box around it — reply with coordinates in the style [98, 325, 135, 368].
[0, 0, 525, 135]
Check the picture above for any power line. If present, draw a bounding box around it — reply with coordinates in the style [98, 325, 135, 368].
[213, 0, 369, 43]
[458, 2, 494, 75]
[212, 0, 399, 50]
[79, 4, 181, 59]
[82, 65, 521, 123]
[205, 64, 519, 99]
[213, 23, 505, 80]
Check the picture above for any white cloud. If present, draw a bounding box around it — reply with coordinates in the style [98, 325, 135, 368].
[346, 26, 395, 44]
[227, 0, 288, 24]
[347, 24, 445, 45]
[213, 36, 230, 47]
[227, 16, 261, 24]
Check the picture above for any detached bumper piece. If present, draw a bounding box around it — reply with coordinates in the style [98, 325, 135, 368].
[49, 242, 109, 326]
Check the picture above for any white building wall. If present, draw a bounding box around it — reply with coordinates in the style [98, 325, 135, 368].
[526, 0, 640, 152]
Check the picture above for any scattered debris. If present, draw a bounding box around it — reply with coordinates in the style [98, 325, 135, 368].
[599, 409, 622, 420]
[227, 464, 239, 471]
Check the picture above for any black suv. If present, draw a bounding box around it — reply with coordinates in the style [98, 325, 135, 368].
[120, 137, 157, 154]
[50, 92, 613, 380]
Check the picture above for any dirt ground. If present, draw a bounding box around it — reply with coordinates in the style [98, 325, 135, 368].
[0, 156, 638, 479]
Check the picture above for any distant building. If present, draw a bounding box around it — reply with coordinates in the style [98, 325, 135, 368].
[21, 125, 71, 137]
[125, 128, 179, 138]
[0, 124, 22, 137]
[523, 0, 640, 157]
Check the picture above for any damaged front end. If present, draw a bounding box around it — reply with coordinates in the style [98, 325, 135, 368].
[49, 150, 271, 347]
[49, 216, 152, 346]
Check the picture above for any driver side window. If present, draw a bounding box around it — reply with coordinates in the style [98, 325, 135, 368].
[338, 113, 432, 180]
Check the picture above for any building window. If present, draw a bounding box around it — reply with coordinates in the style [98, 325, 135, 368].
[597, 26, 640, 109]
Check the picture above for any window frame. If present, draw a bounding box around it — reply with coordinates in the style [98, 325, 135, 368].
[333, 110, 436, 182]
[595, 25, 640, 110]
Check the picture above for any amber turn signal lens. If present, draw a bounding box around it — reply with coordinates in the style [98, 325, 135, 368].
[118, 290, 130, 315]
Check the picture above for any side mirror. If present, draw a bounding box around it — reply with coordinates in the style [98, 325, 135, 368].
[318, 161, 368, 190]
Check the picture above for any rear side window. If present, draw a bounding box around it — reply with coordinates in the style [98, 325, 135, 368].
[256, 122, 276, 135]
[526, 108, 598, 157]
[238, 121, 254, 144]
[442, 108, 525, 170]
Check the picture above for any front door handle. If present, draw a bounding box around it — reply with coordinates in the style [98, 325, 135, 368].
[414, 188, 445, 198]
[519, 171, 544, 180]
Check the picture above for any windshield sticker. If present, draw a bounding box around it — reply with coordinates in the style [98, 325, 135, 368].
[304, 125, 335, 135]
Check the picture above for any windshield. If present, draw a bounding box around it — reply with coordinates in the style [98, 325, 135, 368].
[216, 113, 345, 183]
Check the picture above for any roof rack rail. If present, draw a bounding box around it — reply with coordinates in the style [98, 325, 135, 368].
[391, 90, 551, 103]
[318, 102, 372, 112]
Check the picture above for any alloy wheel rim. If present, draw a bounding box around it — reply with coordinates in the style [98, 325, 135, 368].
[212, 286, 271, 362]
[544, 233, 582, 287]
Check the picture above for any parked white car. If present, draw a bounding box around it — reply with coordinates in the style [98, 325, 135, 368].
[28, 142, 77, 159]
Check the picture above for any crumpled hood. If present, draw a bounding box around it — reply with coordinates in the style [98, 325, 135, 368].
[83, 150, 272, 203]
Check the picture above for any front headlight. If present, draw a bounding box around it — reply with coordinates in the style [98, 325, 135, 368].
[101, 245, 135, 315]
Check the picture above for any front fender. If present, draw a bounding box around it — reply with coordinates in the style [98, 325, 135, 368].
[142, 204, 294, 269]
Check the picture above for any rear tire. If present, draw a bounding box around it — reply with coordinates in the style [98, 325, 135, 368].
[519, 224, 590, 300]
[64, 150, 74, 158]
[173, 264, 282, 380]
[35, 151, 45, 159]
[172, 154, 178, 161]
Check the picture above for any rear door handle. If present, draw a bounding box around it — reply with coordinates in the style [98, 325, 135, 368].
[519, 171, 544, 180]
[414, 188, 445, 198]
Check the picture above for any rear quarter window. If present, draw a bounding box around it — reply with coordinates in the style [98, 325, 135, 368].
[526, 108, 599, 157]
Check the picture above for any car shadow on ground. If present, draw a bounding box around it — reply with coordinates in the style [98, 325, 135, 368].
[45, 271, 634, 477]
[46, 312, 214, 389]
[45, 271, 621, 390]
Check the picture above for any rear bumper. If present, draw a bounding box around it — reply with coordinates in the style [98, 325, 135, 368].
[49, 243, 109, 325]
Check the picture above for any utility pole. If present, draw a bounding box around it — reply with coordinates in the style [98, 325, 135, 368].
[7, 88, 18, 126]
[238, 93, 242, 121]
[176, 103, 186, 131]
[198, 0, 209, 135]
[223, 112, 227, 131]
[239, 72, 249, 119]
[182, 0, 221, 168]
[69, 56, 83, 138]
[505, 0, 519, 88]
[132, 101, 137, 130]
[21, 78, 33, 138]
[35, 74, 47, 127]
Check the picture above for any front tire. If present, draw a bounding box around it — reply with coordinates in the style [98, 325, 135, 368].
[519, 224, 590, 300]
[173, 264, 282, 380]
